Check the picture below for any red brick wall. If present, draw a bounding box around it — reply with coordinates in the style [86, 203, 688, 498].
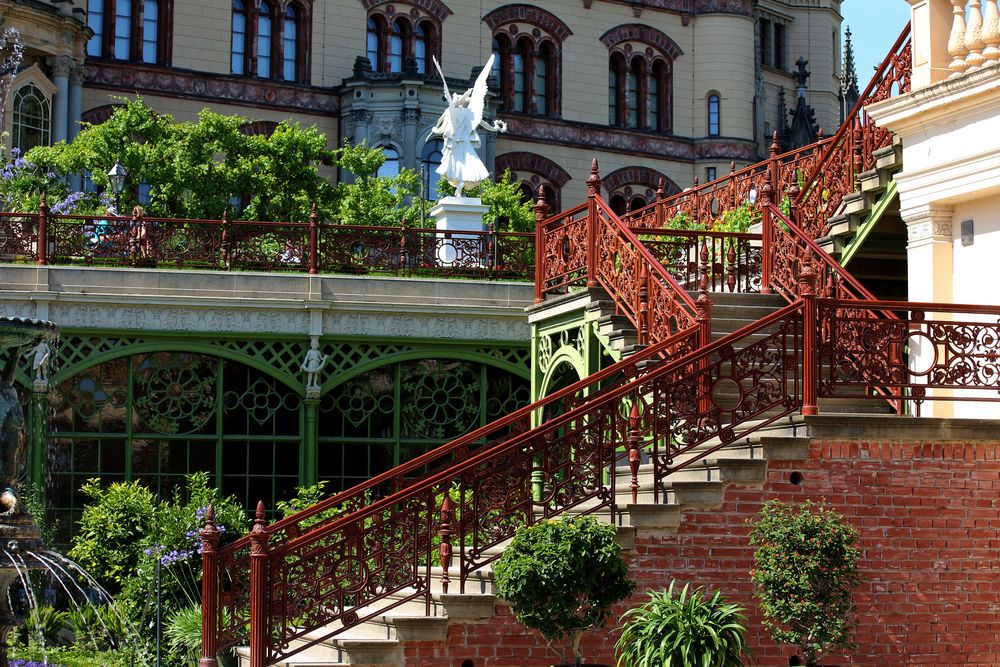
[405, 439, 1000, 667]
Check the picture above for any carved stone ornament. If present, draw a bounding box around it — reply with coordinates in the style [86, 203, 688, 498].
[903, 207, 953, 243]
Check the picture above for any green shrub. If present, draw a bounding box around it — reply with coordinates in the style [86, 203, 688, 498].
[615, 581, 750, 667]
[493, 516, 635, 666]
[24, 604, 68, 646]
[7, 643, 132, 667]
[748, 499, 862, 667]
[164, 604, 203, 663]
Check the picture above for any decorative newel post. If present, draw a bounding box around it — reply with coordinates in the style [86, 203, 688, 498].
[627, 400, 641, 505]
[533, 186, 549, 303]
[399, 218, 408, 276]
[637, 263, 649, 345]
[220, 210, 231, 270]
[851, 118, 864, 190]
[728, 161, 737, 210]
[697, 242, 713, 414]
[767, 131, 780, 203]
[760, 178, 774, 295]
[437, 493, 454, 594]
[37, 193, 49, 267]
[586, 159, 601, 289]
[654, 178, 665, 227]
[308, 203, 319, 275]
[248, 501, 270, 667]
[199, 505, 221, 667]
[799, 255, 819, 417]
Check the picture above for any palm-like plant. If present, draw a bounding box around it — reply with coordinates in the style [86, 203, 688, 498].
[615, 581, 750, 667]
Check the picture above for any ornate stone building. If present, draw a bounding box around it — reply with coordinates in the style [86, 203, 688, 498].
[5, 0, 845, 209]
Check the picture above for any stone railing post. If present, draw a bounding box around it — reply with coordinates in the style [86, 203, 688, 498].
[248, 501, 270, 667]
[199, 506, 221, 667]
[586, 159, 602, 288]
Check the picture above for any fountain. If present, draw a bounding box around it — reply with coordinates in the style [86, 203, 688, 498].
[0, 316, 58, 666]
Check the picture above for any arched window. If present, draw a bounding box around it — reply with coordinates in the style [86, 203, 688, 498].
[231, 0, 248, 74]
[377, 146, 400, 179]
[421, 139, 443, 198]
[491, 37, 502, 82]
[708, 93, 720, 136]
[484, 5, 569, 118]
[366, 18, 380, 67]
[495, 152, 570, 215]
[257, 2, 274, 78]
[12, 84, 51, 152]
[141, 0, 159, 63]
[609, 195, 627, 216]
[283, 5, 299, 81]
[414, 23, 427, 74]
[113, 0, 132, 59]
[87, 0, 105, 57]
[602, 24, 682, 133]
[389, 19, 405, 72]
[87, 0, 171, 63]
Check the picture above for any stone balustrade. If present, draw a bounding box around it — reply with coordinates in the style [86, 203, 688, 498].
[946, 0, 1000, 75]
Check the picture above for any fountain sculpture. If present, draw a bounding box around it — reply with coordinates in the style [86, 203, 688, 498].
[0, 316, 59, 666]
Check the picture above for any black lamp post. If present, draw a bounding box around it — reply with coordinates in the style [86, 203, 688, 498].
[107, 161, 128, 213]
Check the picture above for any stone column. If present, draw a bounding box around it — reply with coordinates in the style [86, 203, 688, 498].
[28, 383, 49, 493]
[68, 62, 85, 141]
[401, 107, 419, 172]
[907, 0, 958, 89]
[47, 56, 72, 144]
[302, 398, 319, 487]
[903, 203, 954, 417]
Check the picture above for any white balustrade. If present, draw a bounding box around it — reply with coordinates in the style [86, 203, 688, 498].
[947, 0, 1000, 76]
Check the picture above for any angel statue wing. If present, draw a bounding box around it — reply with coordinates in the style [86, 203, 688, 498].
[470, 53, 496, 128]
[432, 55, 451, 102]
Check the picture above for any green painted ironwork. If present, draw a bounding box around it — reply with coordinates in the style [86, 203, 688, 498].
[34, 334, 529, 543]
[839, 179, 898, 267]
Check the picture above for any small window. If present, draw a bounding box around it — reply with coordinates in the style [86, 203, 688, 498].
[366, 18, 380, 67]
[232, 0, 248, 74]
[257, 2, 274, 78]
[512, 41, 527, 112]
[414, 24, 427, 74]
[12, 84, 51, 152]
[535, 52, 547, 116]
[283, 5, 299, 81]
[421, 139, 443, 198]
[608, 61, 618, 125]
[389, 19, 405, 72]
[774, 24, 786, 70]
[705, 167, 717, 182]
[759, 18, 771, 67]
[627, 59, 640, 129]
[87, 0, 105, 57]
[114, 0, 133, 60]
[708, 94, 720, 137]
[377, 146, 400, 180]
[142, 0, 159, 63]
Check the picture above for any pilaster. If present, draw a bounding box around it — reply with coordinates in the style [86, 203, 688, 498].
[47, 56, 71, 144]
[907, 0, 955, 89]
[68, 62, 85, 141]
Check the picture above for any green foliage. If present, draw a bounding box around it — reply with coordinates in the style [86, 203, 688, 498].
[164, 604, 203, 663]
[748, 499, 862, 667]
[25, 605, 68, 646]
[334, 140, 421, 227]
[7, 644, 132, 667]
[66, 603, 128, 652]
[0, 143, 74, 213]
[438, 169, 535, 232]
[67, 479, 159, 592]
[713, 201, 758, 234]
[27, 97, 339, 221]
[615, 581, 750, 667]
[492, 516, 635, 665]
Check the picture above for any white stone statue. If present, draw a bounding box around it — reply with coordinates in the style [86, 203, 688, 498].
[301, 336, 328, 391]
[429, 54, 507, 197]
[24, 340, 50, 383]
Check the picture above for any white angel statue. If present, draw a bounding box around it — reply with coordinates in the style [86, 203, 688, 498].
[429, 54, 507, 197]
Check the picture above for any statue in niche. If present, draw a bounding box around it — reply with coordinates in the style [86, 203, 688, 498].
[429, 54, 507, 197]
[24, 340, 50, 384]
[301, 336, 329, 393]
[0, 352, 25, 515]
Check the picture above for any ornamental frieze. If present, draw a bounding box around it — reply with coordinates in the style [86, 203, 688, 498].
[85, 61, 340, 115]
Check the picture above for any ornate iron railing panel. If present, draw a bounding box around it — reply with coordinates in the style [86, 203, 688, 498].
[818, 299, 1000, 414]
[208, 326, 700, 654]
[0, 212, 40, 260]
[537, 203, 589, 295]
[795, 25, 911, 239]
[639, 228, 762, 293]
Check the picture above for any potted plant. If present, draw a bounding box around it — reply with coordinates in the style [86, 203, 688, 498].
[492, 516, 635, 667]
[615, 580, 751, 667]
[748, 499, 862, 667]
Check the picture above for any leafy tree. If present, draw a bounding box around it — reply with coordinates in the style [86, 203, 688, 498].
[748, 499, 862, 667]
[493, 516, 635, 666]
[334, 140, 421, 227]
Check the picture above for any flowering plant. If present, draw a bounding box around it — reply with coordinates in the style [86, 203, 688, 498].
[748, 499, 862, 667]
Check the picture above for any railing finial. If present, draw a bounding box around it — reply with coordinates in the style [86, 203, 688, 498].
[769, 131, 780, 157]
[533, 185, 550, 222]
[656, 178, 665, 200]
[587, 159, 602, 196]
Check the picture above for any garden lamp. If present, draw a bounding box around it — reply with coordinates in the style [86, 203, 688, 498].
[107, 161, 128, 211]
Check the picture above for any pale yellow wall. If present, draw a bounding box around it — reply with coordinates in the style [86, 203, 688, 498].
[690, 14, 755, 139]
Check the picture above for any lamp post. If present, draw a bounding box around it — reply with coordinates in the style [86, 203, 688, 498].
[107, 161, 128, 213]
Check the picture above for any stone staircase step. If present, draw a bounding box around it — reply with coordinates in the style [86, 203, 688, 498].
[386, 616, 448, 642]
[842, 191, 866, 216]
[335, 639, 400, 666]
[626, 503, 680, 529]
[438, 594, 496, 620]
[707, 457, 768, 483]
[663, 480, 726, 508]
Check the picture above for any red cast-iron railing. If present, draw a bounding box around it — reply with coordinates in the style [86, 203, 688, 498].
[200, 323, 702, 663]
[793, 23, 912, 239]
[0, 205, 535, 279]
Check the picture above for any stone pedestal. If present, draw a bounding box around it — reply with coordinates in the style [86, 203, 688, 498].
[429, 196, 489, 266]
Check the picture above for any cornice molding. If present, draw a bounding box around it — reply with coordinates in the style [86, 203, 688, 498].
[503, 115, 758, 163]
[588, 0, 753, 17]
[84, 60, 340, 115]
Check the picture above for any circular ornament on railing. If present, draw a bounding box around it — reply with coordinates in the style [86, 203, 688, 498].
[905, 331, 937, 376]
[910, 309, 925, 322]
[711, 377, 742, 411]
[720, 427, 735, 444]
[341, 610, 360, 627]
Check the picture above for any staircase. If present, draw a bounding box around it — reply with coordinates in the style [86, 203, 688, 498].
[204, 23, 972, 667]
